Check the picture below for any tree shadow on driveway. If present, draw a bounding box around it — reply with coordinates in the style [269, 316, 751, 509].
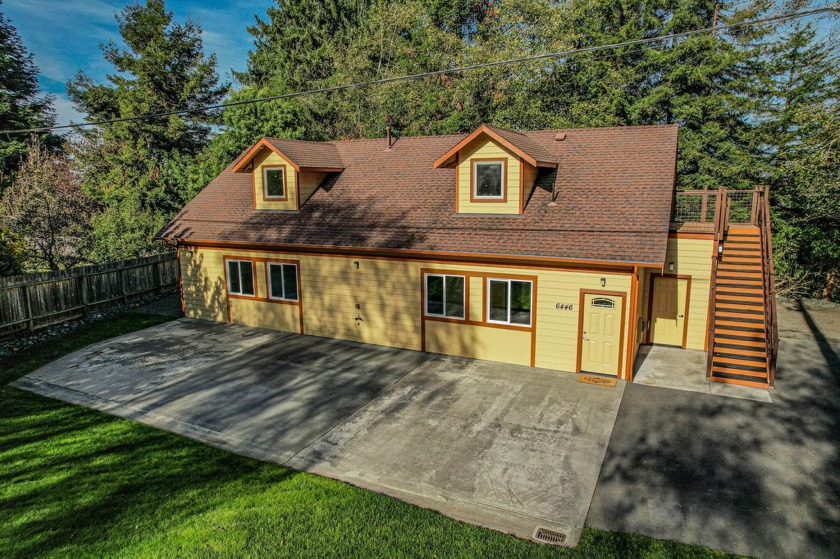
[586, 301, 840, 558]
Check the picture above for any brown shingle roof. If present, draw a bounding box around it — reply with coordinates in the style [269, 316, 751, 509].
[158, 124, 679, 266]
[232, 137, 344, 171]
[263, 137, 344, 169]
[483, 125, 558, 166]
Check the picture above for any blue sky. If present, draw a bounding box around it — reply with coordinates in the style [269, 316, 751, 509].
[4, 0, 274, 124]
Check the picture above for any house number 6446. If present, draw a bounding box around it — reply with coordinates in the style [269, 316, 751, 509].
[556, 303, 574, 311]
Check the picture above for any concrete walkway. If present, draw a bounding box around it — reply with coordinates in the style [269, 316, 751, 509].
[633, 345, 773, 403]
[14, 318, 625, 547]
[587, 304, 840, 559]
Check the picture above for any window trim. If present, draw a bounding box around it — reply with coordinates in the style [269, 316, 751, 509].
[267, 262, 300, 302]
[424, 273, 466, 320]
[470, 158, 507, 202]
[486, 277, 533, 327]
[261, 165, 287, 200]
[225, 259, 256, 297]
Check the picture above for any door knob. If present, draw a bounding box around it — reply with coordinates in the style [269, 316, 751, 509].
[678, 314, 684, 318]
[582, 336, 589, 341]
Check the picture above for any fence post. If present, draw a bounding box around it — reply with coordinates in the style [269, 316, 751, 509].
[121, 268, 128, 303]
[700, 186, 709, 222]
[156, 259, 164, 293]
[81, 271, 89, 318]
[23, 284, 34, 332]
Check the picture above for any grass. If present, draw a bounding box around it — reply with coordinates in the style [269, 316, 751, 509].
[0, 312, 746, 558]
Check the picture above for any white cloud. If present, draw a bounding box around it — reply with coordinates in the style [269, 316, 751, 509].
[51, 94, 87, 127]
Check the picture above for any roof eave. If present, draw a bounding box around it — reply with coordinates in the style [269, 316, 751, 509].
[231, 137, 302, 173]
[434, 125, 548, 168]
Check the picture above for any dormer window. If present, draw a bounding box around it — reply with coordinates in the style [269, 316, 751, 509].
[473, 160, 505, 199]
[434, 125, 558, 214]
[263, 166, 286, 199]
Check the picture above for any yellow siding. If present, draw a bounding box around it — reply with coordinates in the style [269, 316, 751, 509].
[298, 171, 327, 205]
[456, 137, 521, 214]
[181, 246, 635, 373]
[179, 247, 227, 322]
[230, 298, 300, 331]
[253, 150, 298, 210]
[533, 271, 631, 372]
[468, 276, 483, 322]
[425, 321, 531, 365]
[664, 237, 714, 350]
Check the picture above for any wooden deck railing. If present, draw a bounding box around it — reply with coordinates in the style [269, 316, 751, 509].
[705, 188, 729, 379]
[671, 189, 718, 231]
[757, 186, 779, 385]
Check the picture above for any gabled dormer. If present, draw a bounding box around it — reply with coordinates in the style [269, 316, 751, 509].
[233, 137, 344, 211]
[434, 125, 558, 214]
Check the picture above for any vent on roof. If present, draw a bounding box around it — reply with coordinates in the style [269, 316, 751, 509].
[533, 526, 568, 545]
[555, 132, 566, 141]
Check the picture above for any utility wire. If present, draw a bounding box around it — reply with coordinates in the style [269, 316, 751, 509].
[3, 5, 837, 136]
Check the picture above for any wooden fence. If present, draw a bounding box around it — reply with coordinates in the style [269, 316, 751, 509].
[0, 252, 179, 336]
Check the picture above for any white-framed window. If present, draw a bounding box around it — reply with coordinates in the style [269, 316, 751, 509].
[268, 262, 299, 301]
[226, 260, 255, 296]
[487, 278, 532, 326]
[425, 274, 465, 319]
[472, 160, 505, 199]
[263, 166, 286, 198]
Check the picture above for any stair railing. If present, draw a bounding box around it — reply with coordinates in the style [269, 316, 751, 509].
[706, 187, 730, 378]
[757, 186, 779, 386]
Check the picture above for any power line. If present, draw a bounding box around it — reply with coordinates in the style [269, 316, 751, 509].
[3, 5, 837, 136]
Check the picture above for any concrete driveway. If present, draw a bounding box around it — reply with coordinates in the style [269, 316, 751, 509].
[587, 301, 840, 559]
[15, 318, 625, 547]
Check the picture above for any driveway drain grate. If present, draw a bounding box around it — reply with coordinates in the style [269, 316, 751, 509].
[533, 526, 567, 545]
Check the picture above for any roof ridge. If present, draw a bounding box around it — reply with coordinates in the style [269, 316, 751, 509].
[265, 137, 338, 146]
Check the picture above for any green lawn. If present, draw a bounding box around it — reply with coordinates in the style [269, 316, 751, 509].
[0, 312, 745, 558]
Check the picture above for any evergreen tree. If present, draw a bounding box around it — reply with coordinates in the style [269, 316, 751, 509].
[0, 3, 55, 185]
[67, 0, 227, 260]
[758, 15, 839, 298]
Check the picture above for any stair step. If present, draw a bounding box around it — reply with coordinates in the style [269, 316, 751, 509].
[715, 324, 766, 334]
[715, 331, 767, 343]
[714, 342, 766, 355]
[716, 306, 765, 316]
[722, 248, 762, 256]
[717, 268, 762, 275]
[719, 263, 763, 271]
[717, 281, 764, 289]
[717, 317, 765, 328]
[714, 351, 767, 364]
[715, 297, 765, 306]
[716, 289, 763, 297]
[711, 362, 768, 376]
[724, 238, 761, 244]
[717, 296, 764, 305]
[716, 275, 763, 283]
[709, 373, 770, 388]
[720, 255, 763, 261]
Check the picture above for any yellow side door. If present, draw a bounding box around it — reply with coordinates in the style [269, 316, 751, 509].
[581, 294, 622, 376]
[650, 277, 687, 347]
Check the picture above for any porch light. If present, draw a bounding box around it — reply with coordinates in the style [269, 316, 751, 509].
[600, 277, 606, 287]
[669, 262, 674, 272]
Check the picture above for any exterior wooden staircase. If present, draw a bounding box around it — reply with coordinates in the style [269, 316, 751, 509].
[703, 187, 779, 388]
[709, 226, 772, 386]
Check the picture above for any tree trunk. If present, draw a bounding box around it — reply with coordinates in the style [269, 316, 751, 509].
[822, 270, 836, 300]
